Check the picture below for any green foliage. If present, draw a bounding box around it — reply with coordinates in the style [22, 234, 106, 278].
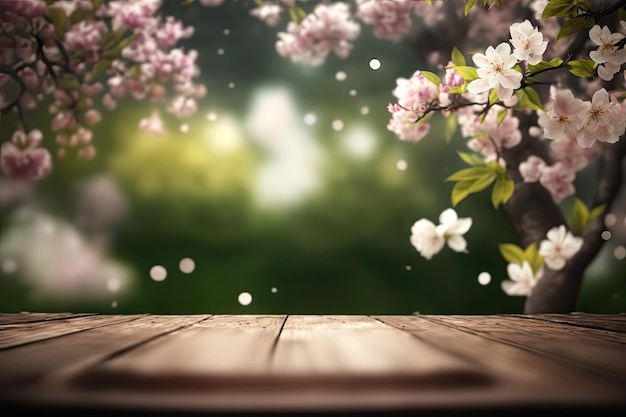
[464, 0, 503, 16]
[451, 65, 478, 82]
[527, 58, 564, 75]
[445, 159, 513, 209]
[556, 16, 595, 42]
[499, 243, 544, 273]
[288, 6, 307, 23]
[568, 59, 598, 78]
[571, 198, 606, 235]
[514, 87, 544, 111]
[489, 88, 500, 105]
[420, 71, 441, 87]
[541, 0, 581, 18]
[451, 47, 466, 66]
[449, 65, 478, 95]
[49, 7, 67, 37]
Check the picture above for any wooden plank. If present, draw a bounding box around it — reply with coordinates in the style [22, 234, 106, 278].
[511, 313, 626, 333]
[271, 315, 491, 388]
[375, 315, 626, 407]
[0, 314, 148, 349]
[425, 315, 626, 383]
[0, 312, 96, 325]
[0, 315, 210, 388]
[71, 315, 287, 390]
[0, 314, 625, 414]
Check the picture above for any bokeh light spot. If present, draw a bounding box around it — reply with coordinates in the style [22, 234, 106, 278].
[369, 58, 381, 70]
[614, 245, 626, 260]
[335, 71, 347, 81]
[107, 277, 120, 293]
[332, 120, 344, 131]
[150, 265, 167, 282]
[478, 272, 491, 285]
[304, 113, 317, 125]
[396, 159, 408, 171]
[238, 291, 252, 306]
[604, 213, 617, 227]
[179, 257, 195, 274]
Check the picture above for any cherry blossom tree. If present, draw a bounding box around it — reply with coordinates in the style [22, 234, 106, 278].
[1, 0, 625, 314]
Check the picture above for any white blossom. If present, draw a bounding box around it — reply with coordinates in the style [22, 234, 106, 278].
[501, 261, 543, 296]
[509, 19, 547, 65]
[467, 42, 522, 101]
[538, 225, 583, 270]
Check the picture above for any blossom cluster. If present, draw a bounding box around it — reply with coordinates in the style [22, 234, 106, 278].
[0, 0, 206, 180]
[500, 225, 583, 296]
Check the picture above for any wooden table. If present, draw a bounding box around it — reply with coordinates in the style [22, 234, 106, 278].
[0, 313, 624, 415]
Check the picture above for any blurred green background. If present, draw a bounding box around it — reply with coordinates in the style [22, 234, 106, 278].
[1, 1, 624, 315]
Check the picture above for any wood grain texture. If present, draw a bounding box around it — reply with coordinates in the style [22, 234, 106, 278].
[0, 314, 210, 387]
[511, 313, 626, 333]
[0, 313, 624, 415]
[0, 314, 146, 349]
[423, 315, 626, 383]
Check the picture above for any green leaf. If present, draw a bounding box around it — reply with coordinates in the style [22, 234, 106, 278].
[527, 58, 564, 74]
[69, 8, 87, 25]
[100, 28, 126, 50]
[499, 243, 525, 264]
[49, 7, 68, 37]
[557, 16, 590, 42]
[496, 109, 508, 125]
[590, 204, 606, 222]
[451, 65, 478, 82]
[491, 176, 514, 209]
[515, 87, 544, 111]
[420, 71, 441, 87]
[457, 151, 484, 166]
[568, 58, 597, 78]
[523, 243, 544, 273]
[465, 0, 477, 16]
[542, 0, 577, 18]
[288, 6, 307, 23]
[89, 59, 112, 79]
[571, 198, 590, 235]
[489, 88, 500, 104]
[448, 85, 467, 95]
[445, 166, 493, 182]
[451, 47, 466, 66]
[450, 174, 496, 207]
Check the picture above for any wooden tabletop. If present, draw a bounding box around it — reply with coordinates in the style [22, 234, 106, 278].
[0, 313, 624, 415]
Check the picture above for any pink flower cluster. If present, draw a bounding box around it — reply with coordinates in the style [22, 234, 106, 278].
[356, 0, 414, 42]
[0, 0, 206, 179]
[276, 2, 360, 66]
[0, 130, 52, 181]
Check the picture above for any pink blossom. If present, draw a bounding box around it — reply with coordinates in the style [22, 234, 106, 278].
[276, 2, 360, 66]
[539, 162, 576, 203]
[0, 130, 52, 180]
[356, 0, 413, 42]
[519, 155, 546, 183]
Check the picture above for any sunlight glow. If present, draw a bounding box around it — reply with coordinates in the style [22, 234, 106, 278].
[245, 85, 325, 208]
